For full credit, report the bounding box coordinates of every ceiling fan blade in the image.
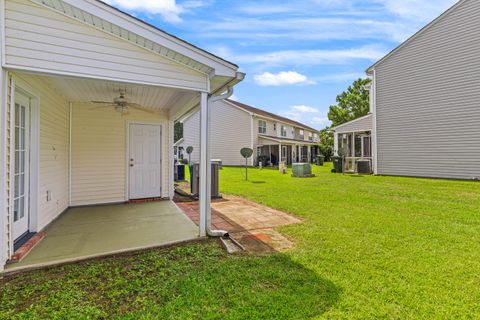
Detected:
[128,103,155,113]
[89,104,115,110]
[91,101,113,104]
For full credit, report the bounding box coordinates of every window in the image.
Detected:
[258,120,267,134]
[308,132,313,141]
[280,125,287,137]
[299,129,304,140]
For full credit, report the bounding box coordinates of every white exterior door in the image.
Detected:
[129,124,162,199]
[13,92,31,240]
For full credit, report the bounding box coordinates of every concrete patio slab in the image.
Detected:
[5,201,199,272]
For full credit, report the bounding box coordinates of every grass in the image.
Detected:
[2,163,480,319]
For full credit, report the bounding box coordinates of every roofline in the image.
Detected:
[366,0,466,73]
[331,113,372,131]
[258,135,318,145]
[62,0,239,72]
[225,99,319,132]
[96,0,239,69]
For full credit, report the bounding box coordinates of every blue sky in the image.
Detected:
[104,0,457,129]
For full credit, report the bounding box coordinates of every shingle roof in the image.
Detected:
[226,99,318,132]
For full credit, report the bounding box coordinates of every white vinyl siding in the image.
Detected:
[179,100,253,166]
[4,0,208,91]
[180,111,201,164]
[71,105,170,206]
[374,0,480,179]
[12,73,70,231]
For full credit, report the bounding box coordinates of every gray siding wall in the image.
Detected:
[334,114,372,134]
[179,100,253,166]
[375,0,480,180]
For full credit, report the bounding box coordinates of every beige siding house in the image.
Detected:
[368,0,480,180]
[178,99,320,166]
[0,0,243,271]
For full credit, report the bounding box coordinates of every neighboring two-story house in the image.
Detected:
[176,99,320,166]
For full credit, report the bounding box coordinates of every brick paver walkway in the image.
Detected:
[176,196,301,253]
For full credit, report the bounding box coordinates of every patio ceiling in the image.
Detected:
[42,74,199,113]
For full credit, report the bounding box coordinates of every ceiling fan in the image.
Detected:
[91,91,153,114]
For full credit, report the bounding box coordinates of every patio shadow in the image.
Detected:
[0,241,341,319]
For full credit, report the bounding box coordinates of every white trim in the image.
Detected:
[198,92,208,237]
[125,121,163,201]
[258,134,317,145]
[366,0,467,73]
[8,76,14,256]
[0,0,5,67]
[68,102,72,206]
[0,69,7,270]
[168,120,175,199]
[331,113,373,132]
[3,65,209,94]
[372,69,378,175]
[35,0,238,75]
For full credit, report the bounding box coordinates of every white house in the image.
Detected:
[0,0,243,271]
[177,99,321,166]
[367,0,480,180]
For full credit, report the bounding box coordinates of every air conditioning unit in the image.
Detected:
[292,163,315,178]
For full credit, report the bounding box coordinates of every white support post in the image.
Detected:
[198,92,209,237]
[308,145,312,163]
[299,145,302,163]
[352,132,356,172]
[334,132,338,155]
[168,120,175,199]
[278,144,281,163]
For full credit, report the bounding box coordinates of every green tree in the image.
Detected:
[318,127,333,161]
[174,122,183,143]
[328,78,371,127]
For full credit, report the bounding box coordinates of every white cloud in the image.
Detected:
[232,45,387,69]
[103,0,184,23]
[229,94,239,101]
[254,71,314,86]
[378,0,457,23]
[291,105,319,113]
[280,105,330,129]
[312,116,330,126]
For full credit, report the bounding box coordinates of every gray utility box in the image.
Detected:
[356,159,372,174]
[292,163,315,178]
[191,161,221,198]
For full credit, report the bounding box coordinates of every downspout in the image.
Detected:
[205,86,234,238]
[68,102,72,207]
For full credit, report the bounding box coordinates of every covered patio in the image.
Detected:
[332,114,374,173]
[257,135,318,166]
[0,0,243,272]
[6,201,198,272]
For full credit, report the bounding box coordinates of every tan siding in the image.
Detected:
[71,105,170,206]
[4,0,207,91]
[13,73,70,230]
[375,0,480,179]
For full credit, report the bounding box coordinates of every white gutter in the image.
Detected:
[68,102,72,206]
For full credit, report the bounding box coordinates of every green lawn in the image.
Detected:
[2,164,480,319]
